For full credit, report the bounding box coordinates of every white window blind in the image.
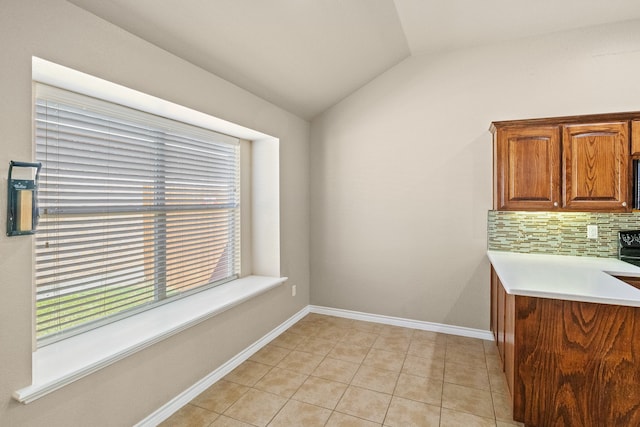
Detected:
[34,83,241,345]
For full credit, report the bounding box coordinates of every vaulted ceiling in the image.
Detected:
[68,0,640,120]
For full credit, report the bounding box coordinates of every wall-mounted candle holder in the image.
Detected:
[7,161,42,236]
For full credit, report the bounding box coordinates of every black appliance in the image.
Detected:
[619,230,640,267]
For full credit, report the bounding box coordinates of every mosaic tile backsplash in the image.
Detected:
[488,210,640,258]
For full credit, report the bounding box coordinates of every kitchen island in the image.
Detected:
[488,250,640,427]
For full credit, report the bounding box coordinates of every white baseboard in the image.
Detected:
[309,305,494,341]
[138,304,492,425]
[135,305,310,427]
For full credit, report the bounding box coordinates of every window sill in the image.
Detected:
[14,275,287,404]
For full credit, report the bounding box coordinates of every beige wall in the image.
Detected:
[0,1,309,426]
[309,19,640,330]
[5,1,640,424]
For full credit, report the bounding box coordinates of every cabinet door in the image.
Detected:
[491,268,498,343]
[496,276,506,364]
[632,120,640,156]
[563,122,630,211]
[504,292,515,398]
[495,126,561,210]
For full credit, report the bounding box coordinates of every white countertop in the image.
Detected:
[487,250,640,307]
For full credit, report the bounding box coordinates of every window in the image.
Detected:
[34,83,241,345]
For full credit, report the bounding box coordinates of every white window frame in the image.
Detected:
[13,57,284,404]
[34,84,243,344]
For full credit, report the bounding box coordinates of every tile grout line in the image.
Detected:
[165,314,514,426]
[268,319,361,426]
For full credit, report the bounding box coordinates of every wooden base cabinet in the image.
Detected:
[490,268,514,395]
[491,277,640,426]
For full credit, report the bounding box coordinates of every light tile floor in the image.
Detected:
[160,314,525,427]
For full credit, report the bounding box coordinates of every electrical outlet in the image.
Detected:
[292,285,296,297]
[587,225,598,239]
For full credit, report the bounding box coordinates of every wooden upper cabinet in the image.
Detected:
[632,120,640,156]
[494,126,560,210]
[492,112,639,212]
[562,121,629,211]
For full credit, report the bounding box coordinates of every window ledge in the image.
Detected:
[14,275,287,404]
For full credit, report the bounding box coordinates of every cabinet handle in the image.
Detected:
[553,202,558,207]
[622,201,628,207]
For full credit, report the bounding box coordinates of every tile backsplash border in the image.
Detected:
[487,210,640,258]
